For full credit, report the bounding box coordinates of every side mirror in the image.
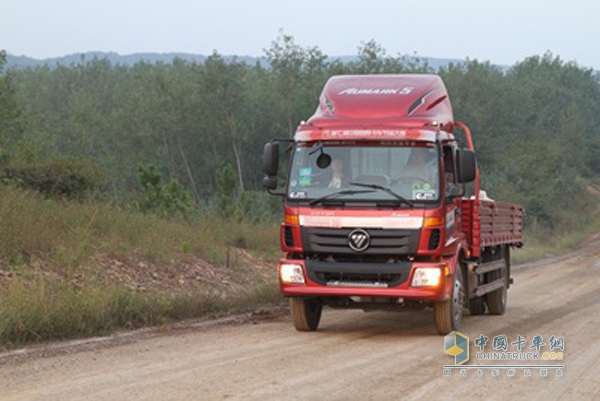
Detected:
[262,176,278,190]
[263,142,279,177]
[457,149,476,183]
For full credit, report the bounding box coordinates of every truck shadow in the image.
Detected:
[316,308,439,337]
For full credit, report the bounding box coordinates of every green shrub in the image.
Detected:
[3,157,100,200]
[216,163,237,218]
[138,164,195,218]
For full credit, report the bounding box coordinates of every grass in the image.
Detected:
[0,186,282,349]
[0,186,280,268]
[512,225,600,265]
[512,209,600,265]
[0,277,281,348]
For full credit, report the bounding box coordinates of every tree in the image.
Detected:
[0,50,23,154]
[7,39,600,233]
[264,31,328,137]
[202,53,249,191]
[355,40,386,73]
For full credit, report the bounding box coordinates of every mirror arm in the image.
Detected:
[268,189,286,197]
[269,138,295,145]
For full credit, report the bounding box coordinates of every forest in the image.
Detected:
[1,34,599,235]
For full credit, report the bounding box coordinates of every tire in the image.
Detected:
[290,297,323,332]
[486,246,509,315]
[469,297,486,315]
[434,266,464,335]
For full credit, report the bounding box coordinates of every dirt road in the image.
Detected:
[1,239,599,400]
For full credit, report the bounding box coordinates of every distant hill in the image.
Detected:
[7,52,212,69]
[5,51,489,72]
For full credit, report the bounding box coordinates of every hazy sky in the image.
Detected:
[2,0,599,69]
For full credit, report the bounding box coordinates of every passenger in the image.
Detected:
[399,148,437,185]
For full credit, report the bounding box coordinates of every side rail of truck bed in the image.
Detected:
[461,199,524,257]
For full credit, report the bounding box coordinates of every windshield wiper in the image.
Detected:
[309,189,376,206]
[349,182,414,208]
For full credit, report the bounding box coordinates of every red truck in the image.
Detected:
[262,74,523,334]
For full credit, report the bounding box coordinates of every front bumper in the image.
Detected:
[278,259,451,301]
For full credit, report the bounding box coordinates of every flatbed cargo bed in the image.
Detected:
[461,198,524,257]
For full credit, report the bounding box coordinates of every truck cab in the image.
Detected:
[263,75,523,334]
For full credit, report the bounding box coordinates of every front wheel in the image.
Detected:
[434,267,464,335]
[290,297,323,331]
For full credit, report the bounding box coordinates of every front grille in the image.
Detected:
[305,260,412,287]
[300,227,420,256]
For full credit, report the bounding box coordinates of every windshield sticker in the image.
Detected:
[413,183,432,191]
[290,180,298,187]
[299,167,312,186]
[289,191,307,199]
[412,183,436,200]
[299,176,311,186]
[413,190,436,200]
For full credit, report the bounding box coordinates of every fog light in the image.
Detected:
[411,267,442,287]
[280,263,305,284]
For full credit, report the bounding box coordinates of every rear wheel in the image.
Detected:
[434,266,464,335]
[469,297,486,315]
[290,297,323,331]
[486,246,509,315]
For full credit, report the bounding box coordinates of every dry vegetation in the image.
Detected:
[0,187,281,349]
[512,181,600,264]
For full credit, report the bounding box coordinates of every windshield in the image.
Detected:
[287,142,440,204]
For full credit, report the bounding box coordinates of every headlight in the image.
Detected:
[280,263,305,284]
[411,267,442,287]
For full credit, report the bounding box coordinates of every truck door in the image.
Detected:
[443,145,463,248]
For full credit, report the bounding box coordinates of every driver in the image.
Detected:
[328,159,344,188]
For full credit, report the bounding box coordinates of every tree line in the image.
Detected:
[1,34,599,229]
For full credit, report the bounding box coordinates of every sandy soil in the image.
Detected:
[1,238,599,401]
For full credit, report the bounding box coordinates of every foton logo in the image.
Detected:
[348,229,370,252]
[338,87,414,95]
